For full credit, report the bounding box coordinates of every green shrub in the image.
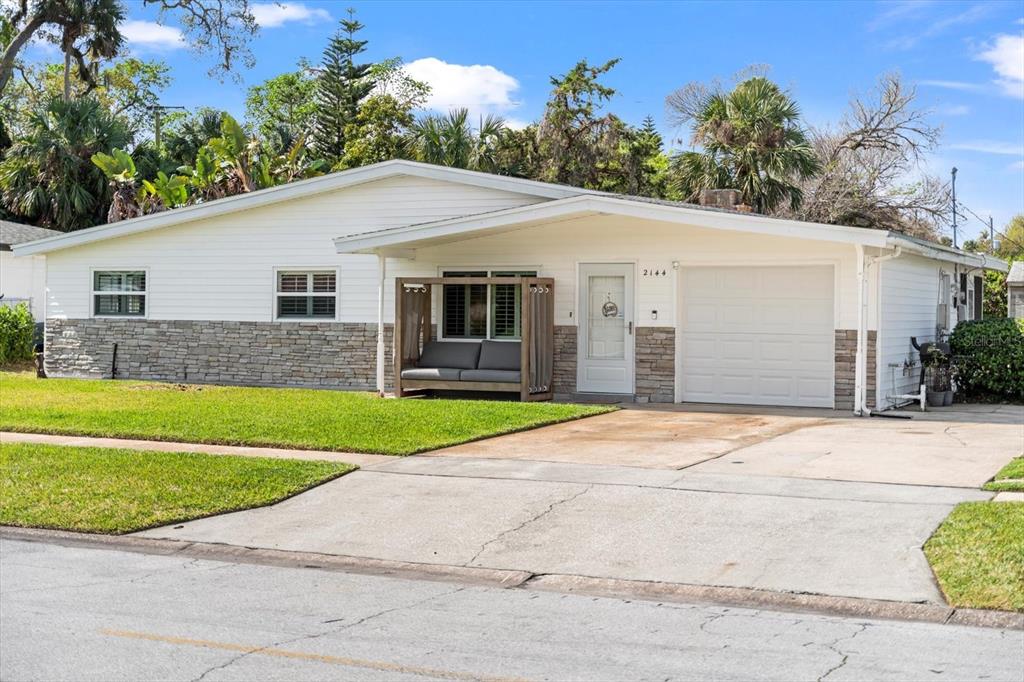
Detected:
[0,303,35,365]
[950,318,1024,401]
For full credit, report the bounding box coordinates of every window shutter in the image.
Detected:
[973,276,983,320]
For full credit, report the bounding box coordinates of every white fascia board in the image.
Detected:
[334,195,894,254]
[886,234,1008,271]
[12,160,588,256]
[334,196,597,253]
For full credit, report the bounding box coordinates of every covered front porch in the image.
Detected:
[386,275,557,401]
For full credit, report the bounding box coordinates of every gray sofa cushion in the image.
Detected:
[459,369,521,383]
[478,340,521,371]
[401,367,462,381]
[417,341,481,370]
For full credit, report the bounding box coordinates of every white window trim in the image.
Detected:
[272,267,340,322]
[436,266,540,342]
[90,267,149,319]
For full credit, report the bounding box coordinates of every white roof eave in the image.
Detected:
[334,195,895,254]
[886,234,1008,271]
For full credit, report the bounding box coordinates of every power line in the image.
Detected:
[956,199,1024,254]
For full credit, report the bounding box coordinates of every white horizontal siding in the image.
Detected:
[1,252,47,320]
[876,254,942,408]
[44,175,543,321]
[412,215,862,330]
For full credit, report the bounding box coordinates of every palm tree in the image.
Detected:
[0,96,128,230]
[56,0,124,100]
[672,77,819,213]
[162,109,223,169]
[410,108,505,170]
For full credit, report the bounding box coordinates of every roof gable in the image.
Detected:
[13,160,590,256]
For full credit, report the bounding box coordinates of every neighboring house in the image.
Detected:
[13,160,1007,412]
[1,221,61,322]
[1008,262,1024,319]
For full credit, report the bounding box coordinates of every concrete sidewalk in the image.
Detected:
[137,456,993,604]
[0,431,394,468]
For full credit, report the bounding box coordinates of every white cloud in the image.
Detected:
[883,3,993,50]
[250,3,330,28]
[1010,160,1024,171]
[866,1,936,32]
[918,79,987,92]
[976,33,1024,98]
[948,140,1024,155]
[120,20,185,50]
[404,57,521,120]
[937,104,970,116]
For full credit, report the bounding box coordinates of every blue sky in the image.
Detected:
[25,0,1024,237]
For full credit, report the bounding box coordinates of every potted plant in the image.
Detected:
[922,347,950,407]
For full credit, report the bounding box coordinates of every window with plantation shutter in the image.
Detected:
[441,269,536,340]
[92,270,147,317]
[275,270,338,320]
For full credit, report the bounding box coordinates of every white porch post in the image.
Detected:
[854,244,866,416]
[376,252,387,396]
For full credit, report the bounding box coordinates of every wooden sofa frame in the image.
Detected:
[394,276,555,402]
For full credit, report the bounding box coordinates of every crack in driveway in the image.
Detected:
[464,484,593,567]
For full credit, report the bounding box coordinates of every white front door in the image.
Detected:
[578,263,634,394]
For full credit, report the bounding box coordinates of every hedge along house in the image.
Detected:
[14,160,1006,413]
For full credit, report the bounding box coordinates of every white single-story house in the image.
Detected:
[1,220,61,322]
[14,160,1006,412]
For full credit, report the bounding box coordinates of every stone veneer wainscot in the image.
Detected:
[45,319,393,389]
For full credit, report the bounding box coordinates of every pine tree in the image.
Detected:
[312,9,374,164]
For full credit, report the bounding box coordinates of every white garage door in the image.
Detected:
[679,266,835,408]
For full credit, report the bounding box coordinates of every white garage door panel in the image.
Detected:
[679,266,835,408]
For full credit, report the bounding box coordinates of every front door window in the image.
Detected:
[587,275,626,359]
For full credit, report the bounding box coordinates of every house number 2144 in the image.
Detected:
[643,268,668,277]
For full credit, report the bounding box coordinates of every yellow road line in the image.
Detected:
[100,628,529,682]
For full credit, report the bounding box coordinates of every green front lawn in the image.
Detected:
[924,501,1024,612]
[983,457,1024,492]
[0,372,611,455]
[0,442,354,534]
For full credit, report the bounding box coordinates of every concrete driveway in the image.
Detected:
[432,403,1023,487]
[137,403,1019,605]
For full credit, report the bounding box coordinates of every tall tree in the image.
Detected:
[245,59,317,141]
[0,0,124,97]
[2,58,171,139]
[602,115,673,197]
[311,9,374,164]
[0,96,128,230]
[668,76,819,213]
[777,74,947,237]
[160,107,222,168]
[409,109,506,171]
[337,93,415,168]
[2,0,257,96]
[536,58,623,187]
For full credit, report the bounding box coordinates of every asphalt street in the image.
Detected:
[2,539,1021,681]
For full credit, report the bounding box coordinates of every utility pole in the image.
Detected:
[989,215,995,253]
[950,167,958,248]
[152,105,186,153]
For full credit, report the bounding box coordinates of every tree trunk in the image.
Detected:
[63,51,71,101]
[0,15,46,96]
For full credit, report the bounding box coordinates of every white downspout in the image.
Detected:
[855,245,867,416]
[375,252,387,397]
[855,246,902,416]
